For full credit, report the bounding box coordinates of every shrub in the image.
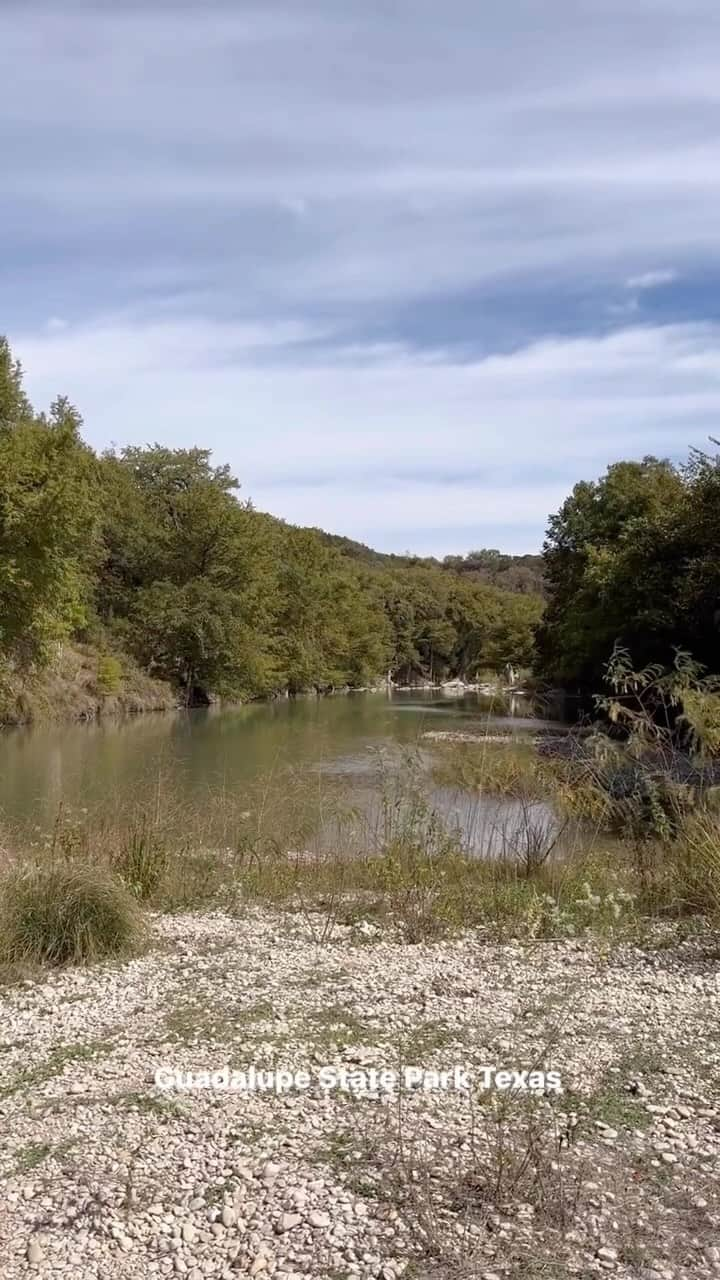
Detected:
[96,654,123,695]
[0,864,141,967]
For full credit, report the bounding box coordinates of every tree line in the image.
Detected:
[536,450,720,692]
[0,338,542,703]
[7,333,709,708]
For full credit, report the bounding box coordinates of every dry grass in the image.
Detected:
[0,642,174,726]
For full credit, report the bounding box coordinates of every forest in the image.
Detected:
[2,333,718,717]
[0,338,542,712]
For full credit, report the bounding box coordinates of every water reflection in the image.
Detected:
[0,690,555,847]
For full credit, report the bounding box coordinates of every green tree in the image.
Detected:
[0,340,99,667]
[536,455,704,688]
[98,446,278,699]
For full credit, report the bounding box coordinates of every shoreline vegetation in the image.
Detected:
[0,336,544,725]
[2,651,720,973]
[0,645,526,729]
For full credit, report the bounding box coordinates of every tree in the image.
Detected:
[0,340,99,667]
[98,446,278,699]
[535,453,716,689]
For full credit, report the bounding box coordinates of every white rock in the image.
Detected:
[278,1213,302,1232]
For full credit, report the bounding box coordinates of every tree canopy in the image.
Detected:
[0,338,542,702]
[536,452,720,689]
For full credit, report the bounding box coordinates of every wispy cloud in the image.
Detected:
[626,269,680,290]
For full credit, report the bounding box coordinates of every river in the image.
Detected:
[0,690,557,855]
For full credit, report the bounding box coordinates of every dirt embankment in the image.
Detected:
[0,644,175,727]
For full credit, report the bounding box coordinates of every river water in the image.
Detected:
[0,690,557,855]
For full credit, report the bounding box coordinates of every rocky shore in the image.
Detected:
[1,909,719,1279]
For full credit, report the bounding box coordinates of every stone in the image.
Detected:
[27,1241,45,1265]
[308,1210,331,1229]
[278,1213,302,1232]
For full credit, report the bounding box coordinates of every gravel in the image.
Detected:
[1,906,719,1278]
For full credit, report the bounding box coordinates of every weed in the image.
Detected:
[96,654,123,695]
[112,821,169,901]
[14,1142,52,1172]
[0,1038,115,1102]
[13,1138,75,1175]
[113,1090,184,1119]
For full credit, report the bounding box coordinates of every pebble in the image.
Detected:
[598,1245,618,1262]
[278,1213,302,1233]
[2,910,719,1280]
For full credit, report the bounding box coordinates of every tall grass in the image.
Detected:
[0,863,141,968]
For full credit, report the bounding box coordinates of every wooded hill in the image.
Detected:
[0,338,543,710]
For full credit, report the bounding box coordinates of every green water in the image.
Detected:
[0,690,551,845]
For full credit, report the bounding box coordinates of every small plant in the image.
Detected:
[96,654,123,695]
[0,863,141,967]
[113,821,169,901]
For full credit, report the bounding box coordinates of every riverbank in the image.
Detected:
[2,906,719,1279]
[0,645,176,727]
[0,647,523,729]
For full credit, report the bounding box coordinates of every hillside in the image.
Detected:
[314,530,545,596]
[0,338,544,720]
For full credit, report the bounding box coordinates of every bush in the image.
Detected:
[96,653,123,695]
[0,864,141,967]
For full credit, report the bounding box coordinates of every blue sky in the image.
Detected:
[3,0,720,555]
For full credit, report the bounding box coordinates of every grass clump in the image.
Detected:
[112,820,169,901]
[433,738,545,799]
[0,863,142,968]
[674,815,720,915]
[647,814,720,918]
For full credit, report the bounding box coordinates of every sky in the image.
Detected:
[3,0,720,556]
